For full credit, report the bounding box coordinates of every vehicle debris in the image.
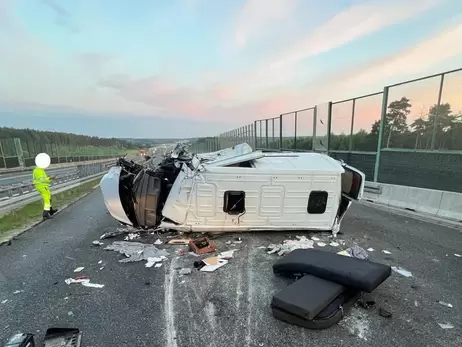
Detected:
[145,256,167,267]
[438,322,454,329]
[100,226,139,240]
[179,268,192,275]
[379,308,392,318]
[167,239,191,245]
[100,143,365,236]
[337,245,368,260]
[272,248,391,331]
[105,241,169,263]
[391,266,412,277]
[267,236,314,256]
[65,277,104,289]
[189,237,216,255]
[124,233,140,241]
[198,257,228,272]
[438,301,453,308]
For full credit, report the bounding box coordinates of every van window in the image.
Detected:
[223,191,246,214]
[307,191,328,214]
[341,169,363,200]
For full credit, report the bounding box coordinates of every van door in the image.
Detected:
[340,164,366,200]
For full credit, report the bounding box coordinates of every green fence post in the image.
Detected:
[0,140,7,169]
[312,106,317,151]
[349,98,356,151]
[294,112,298,150]
[327,102,332,153]
[279,115,283,150]
[430,73,445,150]
[14,138,25,168]
[373,86,389,182]
[265,119,269,149]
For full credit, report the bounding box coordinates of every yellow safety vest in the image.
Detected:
[33,167,51,189]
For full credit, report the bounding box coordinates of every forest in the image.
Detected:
[0,127,135,148]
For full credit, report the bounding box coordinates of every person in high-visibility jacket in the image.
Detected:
[33,153,58,220]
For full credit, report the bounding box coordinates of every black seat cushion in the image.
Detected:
[271,274,346,320]
[272,288,360,330]
[273,248,391,293]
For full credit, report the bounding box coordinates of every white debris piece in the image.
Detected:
[92,240,104,246]
[317,242,326,247]
[367,248,375,252]
[154,263,163,268]
[74,267,85,273]
[124,233,140,241]
[98,260,103,264]
[218,249,238,259]
[438,301,453,308]
[454,254,461,258]
[146,256,167,267]
[105,241,169,263]
[311,236,321,241]
[267,236,314,256]
[81,282,105,289]
[154,239,163,245]
[382,250,392,254]
[179,268,192,275]
[65,278,104,288]
[391,266,412,277]
[438,323,454,329]
[13,290,23,295]
[329,242,340,247]
[1,299,8,304]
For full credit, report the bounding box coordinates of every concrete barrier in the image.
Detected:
[363,181,462,222]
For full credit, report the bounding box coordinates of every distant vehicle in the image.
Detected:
[100,143,365,235]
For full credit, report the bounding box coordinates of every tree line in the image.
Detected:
[0,127,135,149]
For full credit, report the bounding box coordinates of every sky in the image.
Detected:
[0,0,461,138]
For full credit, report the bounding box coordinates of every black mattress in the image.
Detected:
[273,248,391,293]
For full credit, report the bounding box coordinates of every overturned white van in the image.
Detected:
[100,143,365,235]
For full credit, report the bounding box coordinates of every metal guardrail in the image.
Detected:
[0,162,115,202]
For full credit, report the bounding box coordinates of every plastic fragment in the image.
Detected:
[74,267,85,273]
[382,250,392,254]
[438,301,453,308]
[391,266,413,277]
[454,254,461,257]
[179,268,192,275]
[438,323,454,329]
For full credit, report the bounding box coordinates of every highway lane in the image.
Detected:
[0,168,75,186]
[0,190,461,347]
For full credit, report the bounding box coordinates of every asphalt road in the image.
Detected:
[0,168,73,186]
[1,190,461,347]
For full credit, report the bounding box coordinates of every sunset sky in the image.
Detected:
[0,0,461,138]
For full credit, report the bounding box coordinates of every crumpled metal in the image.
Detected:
[105,241,169,262]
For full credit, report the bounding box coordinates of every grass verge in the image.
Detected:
[0,177,102,234]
